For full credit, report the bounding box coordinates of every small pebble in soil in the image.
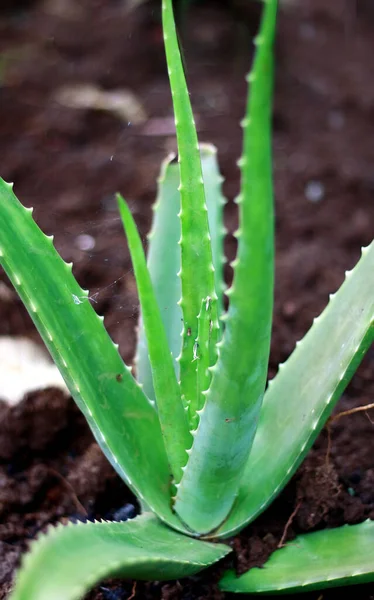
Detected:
[282,300,297,318]
[304,180,325,203]
[299,22,316,40]
[75,234,96,251]
[348,469,362,484]
[99,586,127,600]
[328,109,345,130]
[111,503,137,522]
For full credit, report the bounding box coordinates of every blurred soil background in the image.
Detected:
[1,0,374,598]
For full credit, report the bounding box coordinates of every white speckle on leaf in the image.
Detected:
[192,342,199,362]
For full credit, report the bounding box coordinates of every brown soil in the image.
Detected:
[1,0,374,598]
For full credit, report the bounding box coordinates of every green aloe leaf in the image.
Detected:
[217,242,374,538]
[135,153,182,399]
[200,144,227,319]
[117,194,191,482]
[0,179,185,533]
[135,144,227,404]
[10,513,231,600]
[189,296,215,429]
[175,0,277,535]
[220,520,374,593]
[162,0,219,423]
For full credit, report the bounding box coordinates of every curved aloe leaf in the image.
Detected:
[136,145,227,404]
[117,194,191,482]
[0,179,186,533]
[175,0,277,535]
[10,513,231,600]
[162,0,219,423]
[217,242,374,538]
[220,520,374,593]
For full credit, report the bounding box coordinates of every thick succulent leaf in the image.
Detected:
[135,153,182,399]
[136,145,227,404]
[220,520,374,593]
[189,296,215,429]
[162,0,219,421]
[117,194,191,482]
[0,179,186,533]
[175,0,277,535]
[217,242,374,538]
[201,144,227,318]
[10,513,231,600]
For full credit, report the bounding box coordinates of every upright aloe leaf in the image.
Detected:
[10,513,231,600]
[201,144,227,318]
[136,145,227,403]
[0,179,186,533]
[135,154,182,399]
[220,520,374,593]
[190,296,214,429]
[117,194,191,482]
[217,242,374,538]
[162,0,219,424]
[175,0,277,534]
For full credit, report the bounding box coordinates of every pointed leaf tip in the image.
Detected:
[11,515,230,600]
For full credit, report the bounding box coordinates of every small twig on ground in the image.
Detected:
[47,467,87,517]
[278,501,302,548]
[128,581,137,600]
[329,402,374,424]
[325,402,374,465]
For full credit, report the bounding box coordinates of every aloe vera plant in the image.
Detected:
[1,0,374,597]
